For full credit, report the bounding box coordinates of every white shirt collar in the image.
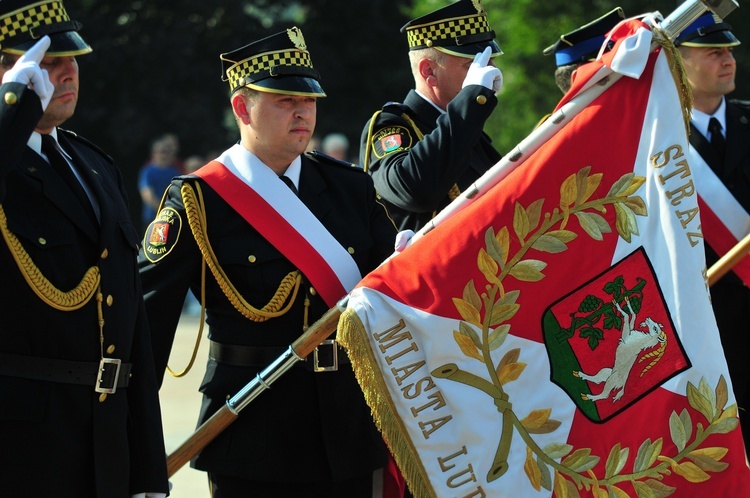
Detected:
[282,156,302,189]
[235,149,302,191]
[28,128,59,156]
[691,98,727,139]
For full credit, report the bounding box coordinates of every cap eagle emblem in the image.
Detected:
[287,27,307,50]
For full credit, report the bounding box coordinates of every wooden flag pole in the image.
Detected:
[707,232,750,287]
[166,299,346,477]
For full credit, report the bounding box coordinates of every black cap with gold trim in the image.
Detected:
[220,26,325,97]
[401,0,501,58]
[543,8,625,67]
[675,11,740,47]
[0,0,91,56]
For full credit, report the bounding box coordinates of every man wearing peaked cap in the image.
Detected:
[0,0,169,496]
[675,10,740,47]
[138,27,399,498]
[219,27,326,97]
[544,7,626,94]
[675,9,750,458]
[360,0,503,233]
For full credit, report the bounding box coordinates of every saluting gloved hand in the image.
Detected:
[1,35,54,110]
[461,46,503,95]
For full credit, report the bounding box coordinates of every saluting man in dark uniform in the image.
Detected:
[676,11,750,456]
[0,1,169,496]
[360,0,503,233]
[138,27,398,497]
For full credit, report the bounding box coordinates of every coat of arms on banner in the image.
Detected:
[543,247,691,422]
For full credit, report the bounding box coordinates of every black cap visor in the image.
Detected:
[436,39,502,58]
[245,75,326,97]
[3,31,91,56]
[679,30,740,47]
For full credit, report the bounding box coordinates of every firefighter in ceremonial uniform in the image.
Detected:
[138,28,398,497]
[543,7,626,94]
[0,0,169,496]
[360,0,503,232]
[675,11,750,455]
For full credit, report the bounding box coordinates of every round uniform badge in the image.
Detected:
[143,207,182,263]
[371,125,413,159]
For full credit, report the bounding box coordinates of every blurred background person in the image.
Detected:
[322,132,352,162]
[138,134,182,232]
[183,153,205,174]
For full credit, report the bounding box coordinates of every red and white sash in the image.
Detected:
[194,144,361,306]
[689,145,750,285]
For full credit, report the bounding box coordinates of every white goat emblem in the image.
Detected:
[574,298,667,403]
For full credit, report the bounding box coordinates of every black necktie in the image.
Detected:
[40,134,97,223]
[279,175,299,197]
[708,117,726,161]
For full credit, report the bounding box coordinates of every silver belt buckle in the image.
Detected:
[313,339,339,372]
[95,358,122,394]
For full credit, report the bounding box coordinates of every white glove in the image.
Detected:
[1,35,54,110]
[394,229,415,253]
[461,46,503,95]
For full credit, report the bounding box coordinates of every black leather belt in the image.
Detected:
[0,352,131,393]
[209,340,350,372]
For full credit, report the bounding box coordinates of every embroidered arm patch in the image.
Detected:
[143,207,182,263]
[371,126,414,159]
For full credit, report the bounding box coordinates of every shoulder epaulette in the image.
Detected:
[729,98,750,110]
[307,150,363,171]
[57,128,114,164]
[382,101,410,115]
[380,101,420,136]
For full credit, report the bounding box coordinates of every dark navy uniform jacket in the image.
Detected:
[691,98,750,453]
[138,151,396,483]
[0,82,169,497]
[360,86,502,232]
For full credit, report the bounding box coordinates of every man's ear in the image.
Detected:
[418,58,438,87]
[231,94,251,125]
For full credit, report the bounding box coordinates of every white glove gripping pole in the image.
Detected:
[1,35,54,110]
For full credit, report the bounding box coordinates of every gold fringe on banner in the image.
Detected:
[338,307,436,498]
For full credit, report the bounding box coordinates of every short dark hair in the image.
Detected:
[233,86,259,101]
[554,64,579,94]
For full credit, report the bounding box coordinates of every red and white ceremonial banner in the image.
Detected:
[338,18,750,498]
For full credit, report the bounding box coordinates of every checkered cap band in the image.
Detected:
[0,1,69,46]
[227,49,313,90]
[406,13,491,49]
